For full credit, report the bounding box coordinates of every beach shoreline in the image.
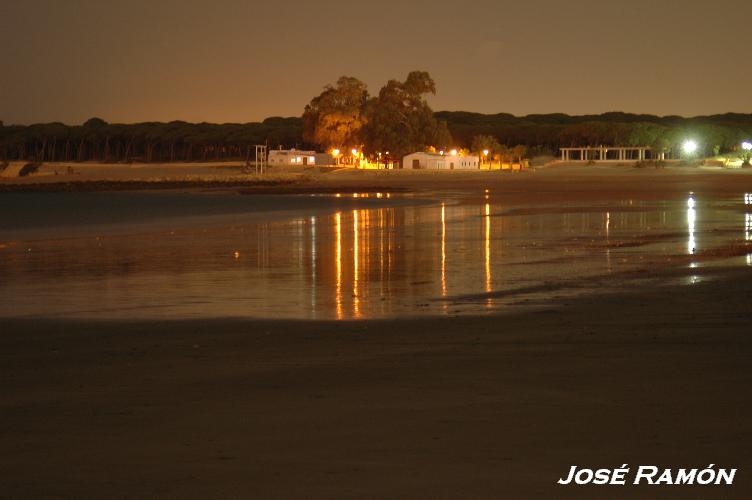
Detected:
[2,163,752,197]
[2,263,751,498]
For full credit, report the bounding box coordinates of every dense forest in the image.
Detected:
[2,111,751,163]
[0,117,303,163]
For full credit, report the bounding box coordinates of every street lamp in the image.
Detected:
[483,149,489,168]
[450,149,458,156]
[741,141,752,167]
[682,140,698,156]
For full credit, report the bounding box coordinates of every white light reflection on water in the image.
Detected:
[687,194,697,255]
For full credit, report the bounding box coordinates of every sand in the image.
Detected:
[1,264,750,499]
[2,165,752,498]
[2,162,751,200]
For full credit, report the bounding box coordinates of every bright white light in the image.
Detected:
[332,149,340,156]
[450,149,458,156]
[687,195,696,254]
[439,150,444,156]
[742,141,752,151]
[483,149,489,156]
[683,140,698,154]
[351,148,358,156]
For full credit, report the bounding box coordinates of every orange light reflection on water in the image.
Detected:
[353,210,360,318]
[335,212,342,320]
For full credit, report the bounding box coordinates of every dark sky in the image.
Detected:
[2,0,751,125]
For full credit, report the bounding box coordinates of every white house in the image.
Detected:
[402,152,480,170]
[268,149,335,166]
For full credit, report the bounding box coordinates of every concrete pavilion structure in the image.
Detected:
[560,146,666,162]
[402,152,480,170]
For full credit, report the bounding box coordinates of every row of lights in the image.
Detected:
[334,148,467,157]
[331,148,388,157]
[334,141,752,158]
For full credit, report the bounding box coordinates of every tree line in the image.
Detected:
[2,73,751,163]
[440,111,752,158]
[0,117,302,163]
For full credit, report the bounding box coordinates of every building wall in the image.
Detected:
[268,150,317,166]
[403,153,480,170]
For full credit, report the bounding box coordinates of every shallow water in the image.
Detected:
[1,190,750,319]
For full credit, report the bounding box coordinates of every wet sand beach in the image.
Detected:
[2,165,752,498]
[2,265,751,499]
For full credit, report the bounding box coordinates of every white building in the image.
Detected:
[402,152,480,170]
[268,149,335,166]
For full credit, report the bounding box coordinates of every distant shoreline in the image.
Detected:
[2,163,752,199]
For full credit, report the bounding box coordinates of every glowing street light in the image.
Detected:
[450,149,458,156]
[332,148,340,157]
[682,140,698,155]
[483,149,489,156]
[741,141,752,167]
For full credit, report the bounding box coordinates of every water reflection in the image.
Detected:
[485,202,491,294]
[310,216,317,314]
[1,193,750,320]
[335,212,342,320]
[353,210,360,318]
[441,203,447,298]
[745,194,752,266]
[687,194,696,255]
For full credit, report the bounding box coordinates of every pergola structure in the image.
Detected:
[560,146,664,162]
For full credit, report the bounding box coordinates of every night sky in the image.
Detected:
[2,0,751,125]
